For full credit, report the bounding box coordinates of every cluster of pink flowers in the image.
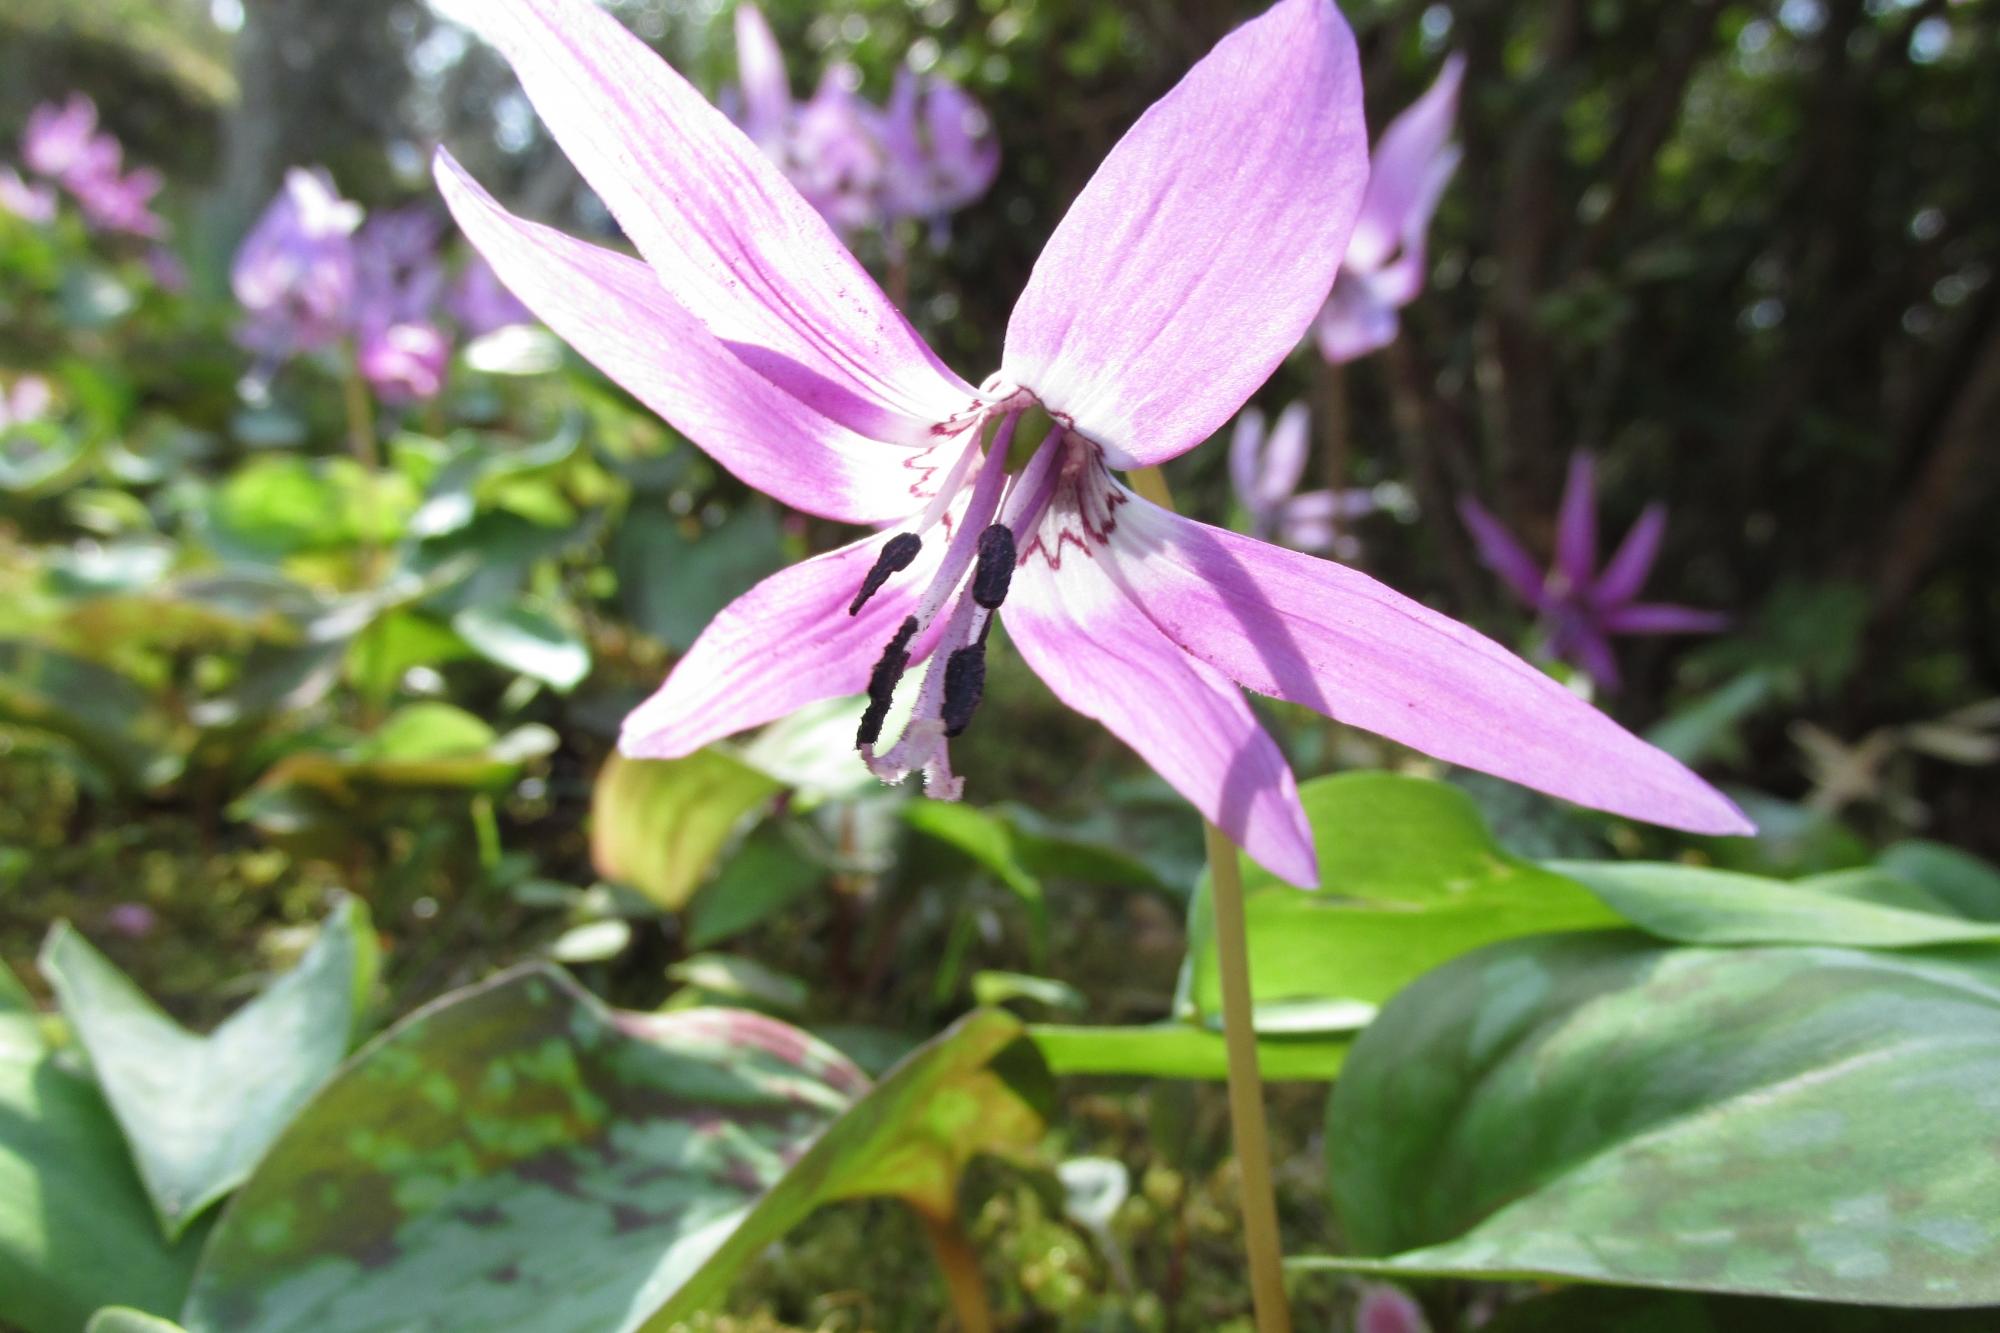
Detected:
[233,168,533,405]
[728,4,999,249]
[0,94,166,239]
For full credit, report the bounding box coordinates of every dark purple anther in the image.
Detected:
[971,524,1015,610]
[849,533,923,616]
[941,641,987,738]
[857,615,920,747]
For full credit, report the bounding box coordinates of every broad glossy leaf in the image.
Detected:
[87,1310,193,1333]
[1879,841,2000,922]
[181,967,1044,1332]
[685,831,824,950]
[1552,860,2000,947]
[905,800,1043,905]
[1029,1023,1347,1082]
[1308,935,2000,1305]
[39,899,375,1236]
[0,962,206,1333]
[451,603,590,692]
[591,750,783,911]
[1183,774,1618,1033]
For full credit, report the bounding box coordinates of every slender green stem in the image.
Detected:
[1130,465,1292,1333]
[340,343,379,470]
[915,1206,993,1333]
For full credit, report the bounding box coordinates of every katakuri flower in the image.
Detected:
[1229,401,1378,559]
[876,65,1001,236]
[21,95,100,181]
[68,151,167,239]
[1458,452,1728,692]
[437,0,1748,886]
[232,167,364,359]
[356,321,452,406]
[1315,54,1463,363]
[732,4,886,236]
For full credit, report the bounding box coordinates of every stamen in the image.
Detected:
[970,525,1016,609]
[848,533,923,616]
[856,615,919,747]
[941,641,987,738]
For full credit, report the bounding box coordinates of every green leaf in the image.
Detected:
[1477,1286,2000,1333]
[1552,860,2000,947]
[614,505,786,652]
[38,899,375,1237]
[1182,774,1619,1034]
[0,639,183,791]
[1031,1022,1348,1081]
[1305,934,2000,1306]
[0,963,206,1333]
[730,696,883,806]
[971,971,1084,1014]
[180,968,1044,1333]
[1879,841,2000,922]
[590,750,783,911]
[450,603,591,693]
[666,953,810,1017]
[904,800,1044,905]
[685,832,824,950]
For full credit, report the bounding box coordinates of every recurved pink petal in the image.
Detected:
[1601,602,1729,636]
[465,0,972,442]
[1594,503,1666,607]
[734,4,791,145]
[1003,536,1318,887]
[1110,499,1754,836]
[1555,452,1599,590]
[436,151,925,525]
[1001,0,1367,469]
[622,528,946,759]
[1347,54,1465,272]
[1457,497,1551,612]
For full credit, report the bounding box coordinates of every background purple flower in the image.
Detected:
[877,67,1001,236]
[1229,401,1376,558]
[1459,451,1727,692]
[18,93,168,238]
[448,256,536,336]
[21,94,99,180]
[231,167,364,359]
[357,321,451,405]
[1316,54,1463,364]
[0,166,56,224]
[0,375,54,431]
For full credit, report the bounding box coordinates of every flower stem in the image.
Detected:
[340,343,379,470]
[915,1206,993,1333]
[1130,465,1292,1333]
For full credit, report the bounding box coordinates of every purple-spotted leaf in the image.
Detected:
[180,967,1046,1332]
[1302,935,2000,1306]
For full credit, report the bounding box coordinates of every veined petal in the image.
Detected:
[1601,602,1730,636]
[1347,54,1465,272]
[436,151,928,526]
[1594,503,1666,607]
[1001,0,1367,469]
[1555,452,1599,590]
[1457,497,1551,611]
[1110,499,1754,836]
[1004,538,1318,887]
[622,528,946,759]
[734,4,791,145]
[464,0,972,441]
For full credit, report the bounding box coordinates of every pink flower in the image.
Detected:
[1229,401,1377,558]
[1459,452,1728,692]
[437,0,1748,886]
[0,166,57,224]
[232,167,364,358]
[1316,55,1464,363]
[357,321,451,405]
[21,95,100,180]
[1,375,54,431]
[1356,1284,1430,1333]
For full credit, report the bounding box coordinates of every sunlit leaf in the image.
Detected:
[451,603,590,692]
[1304,935,2000,1306]
[38,899,375,1236]
[1182,774,1618,1035]
[590,750,783,911]
[1028,1023,1346,1082]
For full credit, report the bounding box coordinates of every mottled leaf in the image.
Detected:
[591,750,783,911]
[39,899,375,1236]
[0,963,206,1333]
[181,968,1044,1332]
[1552,860,2000,947]
[1477,1286,2000,1332]
[1305,935,2000,1305]
[1183,774,1618,1033]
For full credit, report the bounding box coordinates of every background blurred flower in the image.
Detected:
[1316,54,1463,363]
[0,375,54,431]
[0,166,56,224]
[69,156,167,238]
[354,206,448,326]
[21,94,99,180]
[449,255,535,335]
[877,67,1001,240]
[1356,1284,1431,1333]
[232,167,364,359]
[357,320,451,405]
[1229,400,1376,558]
[1459,451,1727,692]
